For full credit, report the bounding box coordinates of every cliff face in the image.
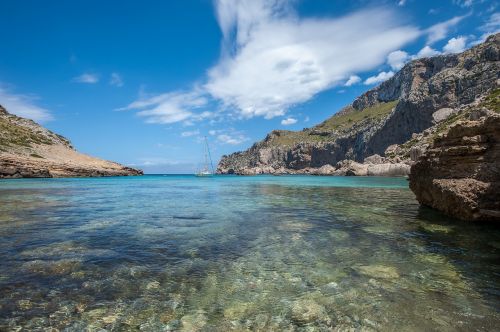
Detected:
[0,106,142,178]
[217,34,500,175]
[410,99,500,221]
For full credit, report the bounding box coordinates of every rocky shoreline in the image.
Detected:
[0,106,142,179]
[218,154,411,177]
[410,107,500,222]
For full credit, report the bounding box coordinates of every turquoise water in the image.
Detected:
[0,175,499,331]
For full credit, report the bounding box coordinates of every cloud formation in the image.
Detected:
[110,73,124,87]
[119,90,211,124]
[281,117,297,125]
[205,1,419,119]
[425,15,467,44]
[443,36,467,53]
[387,50,410,70]
[217,133,248,145]
[364,71,395,85]
[481,12,500,32]
[72,73,99,84]
[123,1,474,125]
[344,75,361,86]
[0,86,53,122]
[124,1,420,123]
[416,45,441,58]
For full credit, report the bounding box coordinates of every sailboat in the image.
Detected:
[195,136,214,177]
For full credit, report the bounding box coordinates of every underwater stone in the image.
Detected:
[146,281,161,290]
[180,312,207,331]
[355,265,400,280]
[102,314,119,324]
[21,259,81,276]
[290,299,330,324]
[16,300,32,310]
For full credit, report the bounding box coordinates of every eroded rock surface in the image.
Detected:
[410,109,500,221]
[0,105,142,178]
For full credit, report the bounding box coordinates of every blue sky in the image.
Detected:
[0,0,498,173]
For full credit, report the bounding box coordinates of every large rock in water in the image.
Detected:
[0,105,143,178]
[409,110,500,221]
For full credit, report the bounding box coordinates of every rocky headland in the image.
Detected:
[0,105,142,178]
[409,93,499,222]
[217,33,499,221]
[217,34,499,177]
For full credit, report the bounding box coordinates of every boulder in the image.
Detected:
[367,163,411,176]
[410,109,500,221]
[363,154,386,164]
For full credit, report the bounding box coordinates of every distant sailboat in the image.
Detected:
[195,136,214,177]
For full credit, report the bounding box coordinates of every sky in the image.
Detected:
[0,0,498,173]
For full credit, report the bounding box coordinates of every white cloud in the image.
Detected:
[398,0,407,6]
[181,130,200,137]
[208,129,219,136]
[72,73,99,84]
[387,50,410,70]
[482,12,500,31]
[281,117,297,125]
[205,2,419,119]
[425,15,467,45]
[453,0,474,7]
[109,72,124,87]
[217,133,248,145]
[415,45,441,58]
[478,13,500,41]
[0,86,53,122]
[119,90,209,124]
[364,71,395,85]
[122,1,425,122]
[443,36,467,53]
[344,75,361,86]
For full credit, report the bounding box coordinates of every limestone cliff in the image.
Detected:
[217,33,500,175]
[409,91,500,222]
[0,106,142,178]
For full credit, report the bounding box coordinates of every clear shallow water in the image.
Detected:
[0,175,499,331]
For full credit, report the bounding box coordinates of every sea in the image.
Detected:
[0,175,498,331]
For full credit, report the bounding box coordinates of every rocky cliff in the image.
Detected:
[0,106,142,178]
[217,33,500,175]
[409,90,500,222]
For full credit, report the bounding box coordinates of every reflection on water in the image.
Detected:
[0,175,498,331]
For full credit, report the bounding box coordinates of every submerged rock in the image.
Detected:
[21,259,82,276]
[290,299,330,324]
[180,312,207,331]
[355,265,400,280]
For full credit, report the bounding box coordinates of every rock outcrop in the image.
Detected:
[0,105,142,178]
[410,106,500,222]
[217,33,500,176]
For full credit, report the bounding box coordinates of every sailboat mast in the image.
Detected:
[206,136,214,173]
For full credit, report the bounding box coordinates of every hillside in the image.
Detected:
[0,106,142,178]
[217,33,500,175]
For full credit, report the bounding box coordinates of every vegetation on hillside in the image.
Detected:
[0,116,55,150]
[482,88,499,112]
[262,101,398,147]
[314,101,398,132]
